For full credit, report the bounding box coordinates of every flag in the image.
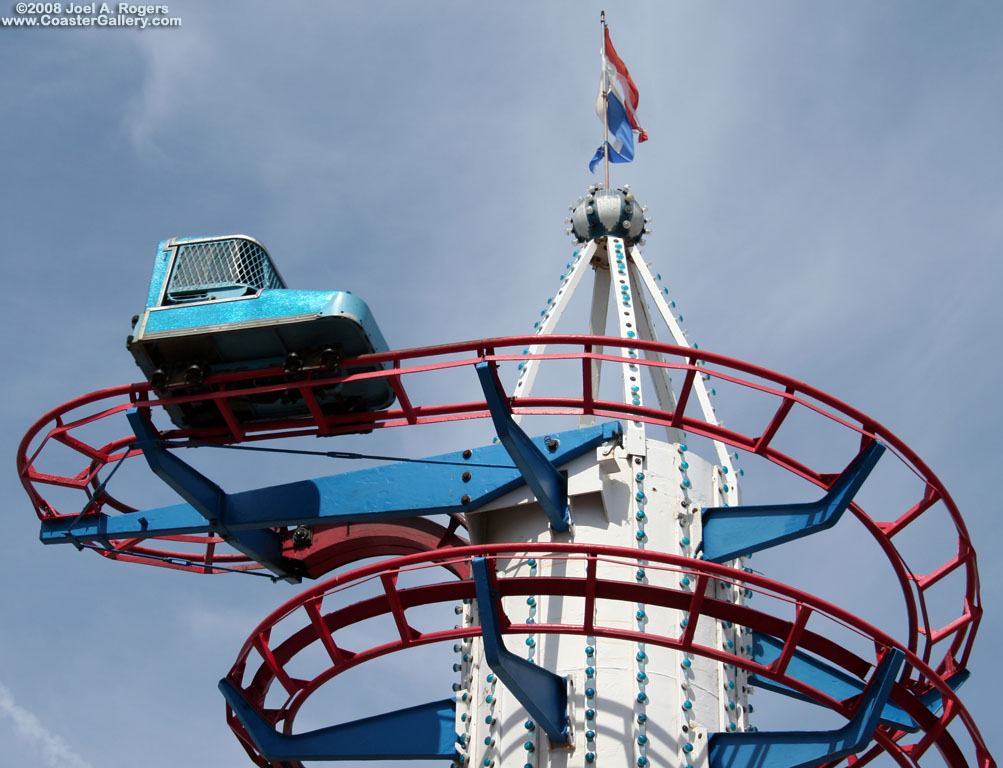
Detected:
[589,26,648,173]
[602,27,648,142]
[589,90,635,172]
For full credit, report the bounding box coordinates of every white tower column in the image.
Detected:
[452,187,749,768]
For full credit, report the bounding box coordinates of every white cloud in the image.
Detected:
[123,25,218,157]
[0,682,93,768]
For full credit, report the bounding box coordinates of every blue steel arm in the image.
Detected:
[702,441,885,563]
[748,631,918,732]
[471,556,570,744]
[219,680,457,761]
[41,422,620,546]
[748,631,969,731]
[126,409,297,582]
[475,361,572,532]
[709,647,904,768]
[918,669,970,715]
[127,410,224,520]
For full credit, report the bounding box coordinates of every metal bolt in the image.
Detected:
[319,346,342,368]
[184,363,205,386]
[150,369,168,390]
[291,526,313,548]
[283,352,303,374]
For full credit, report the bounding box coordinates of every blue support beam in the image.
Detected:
[475,361,572,531]
[127,409,297,582]
[748,631,916,731]
[709,647,904,768]
[43,420,619,547]
[702,441,885,563]
[471,557,570,744]
[917,668,970,717]
[748,632,969,733]
[219,680,457,761]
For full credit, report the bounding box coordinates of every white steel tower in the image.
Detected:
[454,186,747,768]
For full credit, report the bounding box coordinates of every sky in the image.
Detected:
[2,2,1001,766]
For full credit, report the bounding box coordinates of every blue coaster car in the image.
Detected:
[127,235,395,430]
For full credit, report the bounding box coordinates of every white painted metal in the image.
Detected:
[513,240,598,420]
[627,245,738,506]
[475,206,751,768]
[607,237,646,456]
[579,251,611,429]
[625,263,680,444]
[456,437,750,768]
[511,233,737,506]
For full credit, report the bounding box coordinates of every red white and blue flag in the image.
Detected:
[590,26,648,173]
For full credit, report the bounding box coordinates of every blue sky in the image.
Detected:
[2,2,1001,766]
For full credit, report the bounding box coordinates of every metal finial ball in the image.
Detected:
[570,187,648,244]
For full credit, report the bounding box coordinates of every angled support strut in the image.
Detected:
[701,441,885,562]
[472,556,570,744]
[748,631,917,731]
[475,361,571,531]
[126,409,298,582]
[220,680,457,761]
[709,647,905,768]
[748,631,970,733]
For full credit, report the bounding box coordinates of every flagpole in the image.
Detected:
[601,10,610,190]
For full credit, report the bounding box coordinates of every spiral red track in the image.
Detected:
[222,544,991,768]
[17,335,985,766]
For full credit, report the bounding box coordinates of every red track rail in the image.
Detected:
[222,544,993,768]
[16,336,982,683]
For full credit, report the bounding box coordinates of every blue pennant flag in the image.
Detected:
[589,89,635,173]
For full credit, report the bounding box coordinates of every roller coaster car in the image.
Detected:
[127,235,395,430]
